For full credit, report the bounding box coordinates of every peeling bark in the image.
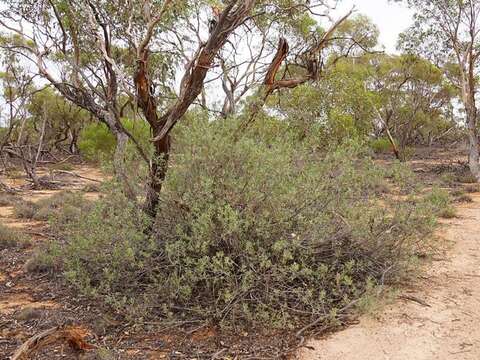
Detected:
[134,0,257,216]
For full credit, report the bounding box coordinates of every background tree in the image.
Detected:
[369,54,455,160]
[397,0,480,179]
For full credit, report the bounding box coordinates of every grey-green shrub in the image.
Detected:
[424,187,456,218]
[53,118,440,330]
[14,192,92,225]
[0,224,29,249]
[13,200,39,219]
[0,192,19,206]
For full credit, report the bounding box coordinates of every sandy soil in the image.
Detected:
[0,166,105,359]
[300,194,480,360]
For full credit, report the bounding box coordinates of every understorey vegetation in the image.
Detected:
[38,118,446,330]
[0,223,29,250]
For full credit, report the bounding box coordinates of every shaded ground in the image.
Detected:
[300,196,480,359]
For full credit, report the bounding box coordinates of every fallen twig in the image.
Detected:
[399,294,431,308]
[295,299,359,339]
[52,170,102,183]
[24,231,51,238]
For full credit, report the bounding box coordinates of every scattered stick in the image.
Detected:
[24,231,51,238]
[52,170,102,183]
[0,181,18,194]
[399,294,431,308]
[295,299,359,339]
[211,348,228,359]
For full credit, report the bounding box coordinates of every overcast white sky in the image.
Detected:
[336,0,414,53]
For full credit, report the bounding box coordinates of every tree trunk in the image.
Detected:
[68,129,78,154]
[466,107,480,181]
[102,112,137,200]
[112,130,136,200]
[134,50,171,217]
[143,134,170,217]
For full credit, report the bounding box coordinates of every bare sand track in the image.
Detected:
[300,194,480,360]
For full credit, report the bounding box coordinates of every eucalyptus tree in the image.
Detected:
[0,0,370,215]
[131,1,373,214]
[0,0,153,197]
[369,54,455,160]
[266,15,380,146]
[0,50,36,154]
[26,88,90,155]
[397,0,480,178]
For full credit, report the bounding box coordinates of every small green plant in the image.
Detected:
[0,192,19,206]
[369,137,392,154]
[450,189,465,197]
[439,207,457,219]
[440,172,456,186]
[6,169,24,179]
[15,307,43,321]
[34,192,93,230]
[13,200,39,219]
[451,191,473,203]
[425,188,456,218]
[456,172,478,184]
[52,162,75,171]
[82,183,101,193]
[94,348,116,360]
[24,247,59,273]
[0,224,29,250]
[14,191,92,225]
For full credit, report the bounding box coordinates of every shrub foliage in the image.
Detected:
[51,119,440,330]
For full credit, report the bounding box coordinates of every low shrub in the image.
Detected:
[0,224,29,250]
[25,247,60,273]
[440,172,457,186]
[51,162,75,171]
[456,172,478,184]
[0,192,19,206]
[78,123,116,163]
[13,192,92,230]
[450,190,473,203]
[425,188,456,218]
[369,137,392,154]
[13,200,39,219]
[82,183,101,193]
[52,119,441,330]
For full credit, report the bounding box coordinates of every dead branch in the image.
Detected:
[152,0,257,142]
[11,325,94,360]
[264,38,289,88]
[52,170,102,183]
[399,294,431,308]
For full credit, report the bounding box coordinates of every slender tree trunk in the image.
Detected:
[144,134,170,217]
[68,129,78,154]
[460,73,480,181]
[112,130,136,200]
[466,107,480,181]
[103,113,136,200]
